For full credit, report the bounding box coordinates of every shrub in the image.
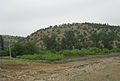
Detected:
[79,48,95,56]
[88,47,102,54]
[0,50,8,56]
[101,48,110,54]
[43,53,64,61]
[59,48,113,56]
[17,52,64,61]
[11,42,39,57]
[59,48,103,56]
[110,48,120,53]
[59,49,80,56]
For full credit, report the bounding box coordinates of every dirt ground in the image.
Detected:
[0,55,120,81]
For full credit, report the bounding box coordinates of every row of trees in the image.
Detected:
[43,30,119,51]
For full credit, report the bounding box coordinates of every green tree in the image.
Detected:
[90,32,118,49]
[61,31,78,50]
[11,41,39,57]
[100,32,117,49]
[24,42,39,54]
[43,34,61,51]
[0,35,4,50]
[90,32,101,48]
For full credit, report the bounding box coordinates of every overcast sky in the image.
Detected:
[0,0,120,37]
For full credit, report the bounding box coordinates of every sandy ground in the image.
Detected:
[0,55,120,81]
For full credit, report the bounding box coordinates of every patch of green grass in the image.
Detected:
[0,60,31,64]
[17,52,64,61]
[59,48,112,56]
[43,53,64,61]
[17,54,43,60]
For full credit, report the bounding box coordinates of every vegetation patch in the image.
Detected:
[17,52,64,62]
[0,60,30,64]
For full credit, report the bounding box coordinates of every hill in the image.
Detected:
[0,35,25,49]
[27,22,120,50]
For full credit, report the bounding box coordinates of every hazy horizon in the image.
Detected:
[0,0,120,37]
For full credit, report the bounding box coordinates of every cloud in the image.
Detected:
[0,0,120,36]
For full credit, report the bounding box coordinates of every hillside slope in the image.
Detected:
[27,22,120,49]
[0,35,25,49]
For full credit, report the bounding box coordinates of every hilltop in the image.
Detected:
[1,22,120,50]
[27,22,120,50]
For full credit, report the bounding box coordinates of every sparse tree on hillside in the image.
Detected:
[61,31,78,50]
[90,32,118,49]
[43,34,61,51]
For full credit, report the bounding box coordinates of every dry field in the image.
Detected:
[0,55,120,81]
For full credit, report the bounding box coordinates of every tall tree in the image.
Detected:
[90,32,118,49]
[43,34,61,51]
[11,41,39,57]
[61,31,78,50]
[0,35,4,50]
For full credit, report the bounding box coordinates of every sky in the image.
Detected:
[0,0,120,37]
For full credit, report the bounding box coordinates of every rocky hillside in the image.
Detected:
[27,22,120,49]
[0,35,25,49]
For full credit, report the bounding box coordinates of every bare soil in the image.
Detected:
[0,55,120,81]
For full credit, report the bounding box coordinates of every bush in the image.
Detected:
[17,51,64,61]
[60,48,97,56]
[88,47,102,54]
[11,42,39,57]
[0,50,8,56]
[101,48,110,54]
[59,49,80,56]
[110,48,120,53]
[43,53,64,61]
[79,48,95,56]
[59,48,111,56]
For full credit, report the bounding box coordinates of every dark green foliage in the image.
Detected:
[24,42,39,54]
[110,48,120,53]
[59,49,80,56]
[99,32,117,49]
[0,35,4,50]
[17,52,64,61]
[62,31,78,50]
[43,30,118,51]
[90,32,118,49]
[60,30,90,50]
[32,22,120,50]
[16,48,120,61]
[17,54,43,60]
[101,48,110,54]
[11,42,25,57]
[11,41,39,57]
[0,50,8,56]
[59,48,111,56]
[42,53,64,61]
[43,34,61,51]
[90,32,101,48]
